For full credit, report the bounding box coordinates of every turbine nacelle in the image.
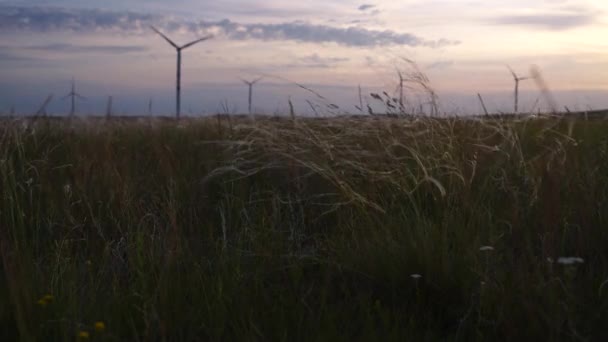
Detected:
[150,26,213,51]
[241,77,263,86]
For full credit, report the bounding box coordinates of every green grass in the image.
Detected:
[1,115,608,341]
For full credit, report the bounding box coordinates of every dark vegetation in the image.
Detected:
[1,114,608,341]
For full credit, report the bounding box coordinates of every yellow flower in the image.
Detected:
[37,294,53,307]
[77,331,90,339]
[94,321,106,332]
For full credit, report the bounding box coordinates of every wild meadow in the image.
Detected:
[1,113,608,341]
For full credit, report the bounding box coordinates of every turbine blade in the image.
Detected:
[180,35,213,50]
[76,94,86,100]
[506,64,517,80]
[42,95,54,106]
[252,77,263,84]
[151,26,179,49]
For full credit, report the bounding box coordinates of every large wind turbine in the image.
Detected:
[150,26,213,119]
[507,65,529,114]
[62,78,85,117]
[240,77,263,115]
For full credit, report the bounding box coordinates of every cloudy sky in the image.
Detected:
[1,0,607,115]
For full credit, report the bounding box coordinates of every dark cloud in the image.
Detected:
[0,6,158,33]
[193,19,458,48]
[23,43,149,54]
[0,5,459,48]
[357,4,380,16]
[492,9,597,30]
[358,4,376,11]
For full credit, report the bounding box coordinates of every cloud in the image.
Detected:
[194,19,458,48]
[0,51,42,62]
[493,14,595,30]
[358,4,376,11]
[0,5,459,48]
[0,6,158,33]
[22,43,149,54]
[0,50,57,68]
[491,7,598,30]
[357,4,380,16]
[285,53,350,68]
[364,56,377,67]
[427,60,454,70]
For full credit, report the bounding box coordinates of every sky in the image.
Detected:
[1,0,607,116]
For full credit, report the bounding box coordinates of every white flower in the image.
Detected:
[410,274,422,279]
[479,246,494,252]
[557,257,584,265]
[63,184,72,196]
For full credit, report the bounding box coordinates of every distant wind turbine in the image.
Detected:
[62,78,85,117]
[396,70,405,112]
[150,26,213,119]
[106,96,113,118]
[240,77,263,115]
[507,65,529,114]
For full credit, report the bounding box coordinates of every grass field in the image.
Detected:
[1,114,608,341]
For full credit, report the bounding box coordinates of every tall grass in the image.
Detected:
[1,115,607,341]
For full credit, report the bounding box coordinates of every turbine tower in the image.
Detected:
[62,78,85,117]
[241,77,263,115]
[150,26,213,119]
[507,65,529,114]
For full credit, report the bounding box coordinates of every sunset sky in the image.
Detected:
[1,0,607,115]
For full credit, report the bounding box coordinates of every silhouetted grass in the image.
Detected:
[1,115,608,341]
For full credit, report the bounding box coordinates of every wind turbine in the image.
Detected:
[507,65,529,114]
[150,26,213,119]
[62,78,85,117]
[396,70,405,112]
[106,96,113,118]
[240,77,263,115]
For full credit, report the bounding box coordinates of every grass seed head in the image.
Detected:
[557,257,584,265]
